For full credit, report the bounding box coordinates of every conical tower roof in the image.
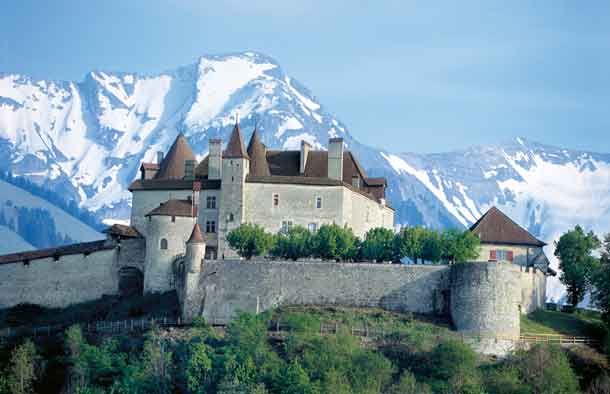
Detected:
[223,121,249,159]
[247,127,270,176]
[154,134,197,180]
[187,223,204,244]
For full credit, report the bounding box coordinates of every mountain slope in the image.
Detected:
[1,52,610,301]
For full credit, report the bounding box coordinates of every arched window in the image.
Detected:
[160,238,168,250]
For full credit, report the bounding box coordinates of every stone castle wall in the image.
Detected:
[0,238,145,309]
[189,260,451,324]
[450,262,522,338]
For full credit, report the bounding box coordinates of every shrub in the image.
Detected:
[227,224,274,260]
[311,224,358,261]
[361,227,395,262]
[425,339,483,394]
[515,344,580,394]
[386,370,431,394]
[271,225,313,261]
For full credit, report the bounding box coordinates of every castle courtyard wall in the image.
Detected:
[0,238,147,309]
[190,260,450,325]
[0,249,117,309]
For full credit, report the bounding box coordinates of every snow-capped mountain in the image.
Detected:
[1,51,610,300]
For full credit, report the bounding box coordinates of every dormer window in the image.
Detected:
[352,175,360,188]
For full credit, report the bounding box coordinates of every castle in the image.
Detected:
[0,123,553,353]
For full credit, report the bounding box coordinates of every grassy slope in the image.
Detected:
[521,309,606,339]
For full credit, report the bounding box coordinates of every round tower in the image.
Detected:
[450,262,522,339]
[186,223,206,273]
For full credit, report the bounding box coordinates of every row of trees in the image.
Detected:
[555,226,610,325]
[0,313,586,394]
[227,223,480,264]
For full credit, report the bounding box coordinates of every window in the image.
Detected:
[316,197,322,209]
[489,250,513,262]
[206,221,216,233]
[206,196,216,209]
[160,238,168,250]
[229,213,234,222]
[273,193,280,208]
[308,223,318,232]
[171,216,176,223]
[281,220,293,233]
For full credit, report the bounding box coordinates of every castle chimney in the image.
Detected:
[300,140,311,174]
[156,151,164,164]
[208,139,222,180]
[328,138,344,181]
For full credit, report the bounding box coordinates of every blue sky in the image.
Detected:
[1,0,609,153]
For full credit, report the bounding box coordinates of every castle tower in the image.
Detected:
[186,223,205,273]
[218,121,250,258]
[143,199,197,293]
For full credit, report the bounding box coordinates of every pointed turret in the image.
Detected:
[187,223,204,244]
[247,127,270,177]
[186,223,206,273]
[154,134,197,180]
[223,121,249,159]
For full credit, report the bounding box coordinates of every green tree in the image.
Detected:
[387,371,431,394]
[395,226,426,263]
[360,227,395,262]
[440,229,481,264]
[186,341,213,393]
[227,223,274,260]
[555,225,600,307]
[427,339,483,394]
[484,366,531,394]
[280,360,319,394]
[591,234,610,326]
[8,339,38,394]
[271,225,313,261]
[421,229,442,263]
[515,344,579,394]
[139,328,174,394]
[311,224,358,261]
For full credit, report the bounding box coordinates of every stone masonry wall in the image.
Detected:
[188,260,450,324]
[0,238,146,309]
[450,262,522,338]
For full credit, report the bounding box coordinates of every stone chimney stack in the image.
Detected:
[300,140,311,174]
[208,139,222,180]
[328,138,344,181]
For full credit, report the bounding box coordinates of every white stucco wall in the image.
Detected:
[475,243,544,267]
[342,188,394,238]
[244,182,345,233]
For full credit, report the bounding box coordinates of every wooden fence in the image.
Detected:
[0,317,599,349]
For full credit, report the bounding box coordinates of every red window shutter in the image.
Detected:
[489,250,497,261]
[507,251,514,261]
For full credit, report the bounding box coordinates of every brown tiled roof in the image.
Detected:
[0,240,113,265]
[146,199,197,217]
[195,155,209,178]
[266,150,301,176]
[103,224,142,238]
[247,128,270,176]
[187,223,204,244]
[223,123,249,159]
[140,163,159,171]
[129,179,221,191]
[469,207,546,247]
[154,134,197,180]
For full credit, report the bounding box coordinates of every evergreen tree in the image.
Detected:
[591,233,610,325]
